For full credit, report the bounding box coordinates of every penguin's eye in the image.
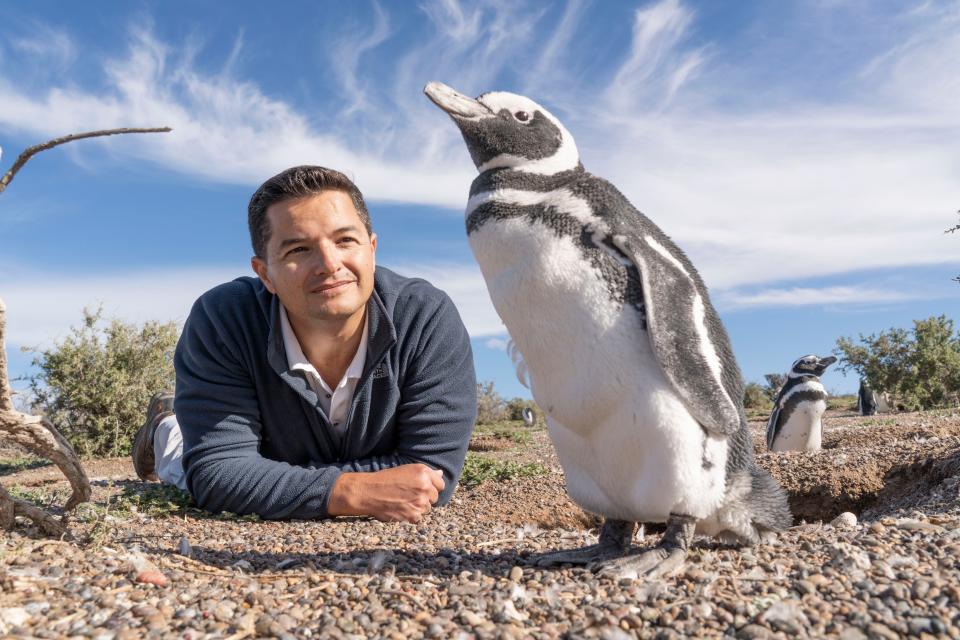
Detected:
[513,111,530,122]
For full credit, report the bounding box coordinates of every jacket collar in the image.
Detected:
[266,285,397,400]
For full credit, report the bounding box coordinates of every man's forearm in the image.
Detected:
[326,472,363,517]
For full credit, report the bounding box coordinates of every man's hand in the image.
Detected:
[327,464,445,523]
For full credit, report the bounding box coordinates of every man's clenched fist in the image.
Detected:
[327,463,445,523]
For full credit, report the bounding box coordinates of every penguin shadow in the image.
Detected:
[139,543,557,580]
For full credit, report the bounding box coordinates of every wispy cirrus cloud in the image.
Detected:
[718,285,945,310]
[1,0,958,295]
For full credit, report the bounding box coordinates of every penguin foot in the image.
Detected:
[592,545,687,580]
[594,512,696,580]
[532,518,635,568]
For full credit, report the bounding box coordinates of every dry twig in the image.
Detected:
[0,126,171,536]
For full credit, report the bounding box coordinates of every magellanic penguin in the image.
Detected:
[766,355,837,452]
[857,378,878,416]
[424,82,791,579]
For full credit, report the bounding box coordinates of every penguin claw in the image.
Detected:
[593,546,687,580]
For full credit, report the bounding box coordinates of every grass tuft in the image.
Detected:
[460,453,547,488]
[0,456,51,476]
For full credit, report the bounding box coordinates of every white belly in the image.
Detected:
[469,215,728,522]
[771,401,826,452]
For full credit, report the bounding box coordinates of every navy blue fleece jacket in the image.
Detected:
[174,267,477,519]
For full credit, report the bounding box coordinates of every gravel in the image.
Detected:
[1,408,959,638]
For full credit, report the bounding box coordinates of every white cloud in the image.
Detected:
[718,285,941,310]
[0,268,241,349]
[484,337,508,350]
[0,262,505,353]
[8,23,76,69]
[1,2,959,292]
[606,0,705,111]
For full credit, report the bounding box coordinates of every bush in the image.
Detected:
[476,380,508,425]
[743,382,772,410]
[763,373,786,402]
[25,306,178,458]
[505,397,544,425]
[835,315,960,411]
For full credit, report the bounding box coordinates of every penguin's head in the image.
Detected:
[790,354,837,378]
[424,81,579,175]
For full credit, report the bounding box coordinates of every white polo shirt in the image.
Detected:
[279,307,367,438]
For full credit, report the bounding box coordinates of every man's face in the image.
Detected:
[251,191,376,327]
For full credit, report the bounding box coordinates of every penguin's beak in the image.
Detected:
[815,355,837,374]
[424,82,491,119]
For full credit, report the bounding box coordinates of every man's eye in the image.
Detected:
[285,246,307,257]
[338,238,359,245]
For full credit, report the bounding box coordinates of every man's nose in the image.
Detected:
[312,243,343,274]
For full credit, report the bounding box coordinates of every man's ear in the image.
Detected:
[370,232,377,267]
[251,256,277,294]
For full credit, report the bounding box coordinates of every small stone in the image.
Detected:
[838,628,868,640]
[908,618,933,635]
[134,571,168,587]
[509,566,523,582]
[867,622,900,640]
[795,580,815,596]
[177,536,192,557]
[869,522,885,535]
[807,574,829,587]
[737,624,773,639]
[831,512,858,528]
[0,608,30,629]
[459,611,484,626]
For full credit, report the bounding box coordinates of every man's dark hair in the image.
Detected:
[248,165,372,259]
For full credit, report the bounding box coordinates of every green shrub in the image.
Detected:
[763,373,786,402]
[743,382,772,411]
[835,315,960,411]
[504,397,544,425]
[476,380,508,425]
[25,306,178,458]
[459,453,547,487]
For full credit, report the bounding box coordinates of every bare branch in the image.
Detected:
[0,127,172,194]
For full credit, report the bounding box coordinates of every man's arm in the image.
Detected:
[327,289,478,516]
[176,293,346,520]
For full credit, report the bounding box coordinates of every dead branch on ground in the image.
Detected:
[0,126,171,536]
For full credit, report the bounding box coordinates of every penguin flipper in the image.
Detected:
[507,338,530,389]
[765,404,782,449]
[609,233,741,436]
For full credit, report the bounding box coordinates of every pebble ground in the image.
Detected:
[1,409,958,639]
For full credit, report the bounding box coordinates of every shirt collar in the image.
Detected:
[278,306,368,386]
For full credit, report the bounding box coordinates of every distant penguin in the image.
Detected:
[857,379,877,416]
[425,82,791,579]
[766,354,837,452]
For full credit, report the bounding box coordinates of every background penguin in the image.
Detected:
[766,354,837,452]
[424,82,791,579]
[857,378,878,416]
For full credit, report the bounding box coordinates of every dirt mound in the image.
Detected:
[754,410,960,523]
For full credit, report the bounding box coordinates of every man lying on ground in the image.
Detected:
[132,166,477,523]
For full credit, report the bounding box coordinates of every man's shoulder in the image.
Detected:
[190,276,272,322]
[374,267,451,313]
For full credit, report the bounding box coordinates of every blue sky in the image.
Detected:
[1,0,959,401]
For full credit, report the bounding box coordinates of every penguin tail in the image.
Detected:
[746,465,792,533]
